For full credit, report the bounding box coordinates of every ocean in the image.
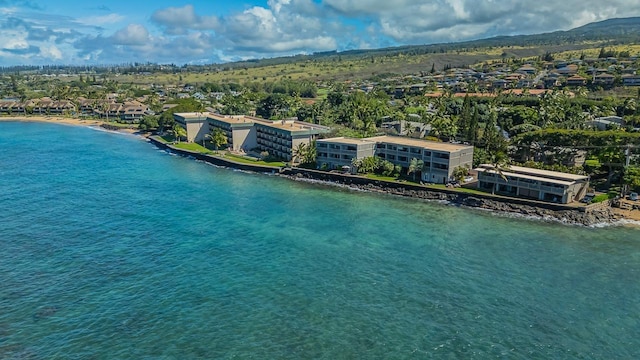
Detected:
[1,121,639,359]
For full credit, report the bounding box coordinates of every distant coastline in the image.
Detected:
[0,115,139,134]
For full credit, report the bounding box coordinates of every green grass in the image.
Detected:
[364,173,401,182]
[223,153,286,167]
[172,142,213,153]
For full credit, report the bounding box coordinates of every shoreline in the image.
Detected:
[282,174,640,228]
[0,115,140,134]
[3,117,639,227]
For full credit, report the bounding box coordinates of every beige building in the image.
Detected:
[367,136,474,184]
[316,137,377,170]
[316,135,474,184]
[174,113,330,161]
[207,114,257,151]
[475,164,590,203]
[173,112,210,143]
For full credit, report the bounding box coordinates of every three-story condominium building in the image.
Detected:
[367,136,474,184]
[475,164,590,203]
[316,135,474,184]
[316,137,377,170]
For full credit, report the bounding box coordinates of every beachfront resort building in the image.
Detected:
[317,135,474,184]
[173,112,210,143]
[316,137,377,170]
[173,112,330,161]
[475,164,590,204]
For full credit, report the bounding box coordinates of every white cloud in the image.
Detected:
[76,13,124,26]
[151,4,219,35]
[40,44,62,60]
[111,24,150,46]
[3,0,640,65]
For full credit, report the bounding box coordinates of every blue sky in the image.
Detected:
[0,0,637,66]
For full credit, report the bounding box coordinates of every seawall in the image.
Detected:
[148,136,281,173]
[279,168,616,226]
[148,136,615,226]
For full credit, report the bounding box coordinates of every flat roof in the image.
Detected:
[475,167,575,186]
[207,114,256,125]
[317,137,377,145]
[477,164,589,182]
[365,135,473,152]
[208,114,327,133]
[174,112,210,119]
[255,120,329,133]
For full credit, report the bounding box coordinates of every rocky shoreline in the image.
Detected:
[280,172,619,227]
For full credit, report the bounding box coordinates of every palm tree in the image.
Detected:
[489,151,510,194]
[172,124,186,143]
[208,128,227,150]
[292,143,308,164]
[407,157,424,181]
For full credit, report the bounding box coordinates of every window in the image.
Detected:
[388,155,396,160]
[398,156,408,162]
[424,150,431,157]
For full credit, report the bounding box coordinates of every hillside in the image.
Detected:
[12,17,639,84]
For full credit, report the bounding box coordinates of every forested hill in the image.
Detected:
[222,17,640,70]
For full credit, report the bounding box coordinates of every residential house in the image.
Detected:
[566,75,587,86]
[516,65,537,75]
[622,74,640,86]
[556,65,578,75]
[593,73,616,87]
[586,116,625,130]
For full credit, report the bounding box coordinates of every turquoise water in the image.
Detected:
[1,122,639,359]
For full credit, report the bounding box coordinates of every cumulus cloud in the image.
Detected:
[3,0,640,65]
[111,24,150,45]
[151,4,219,35]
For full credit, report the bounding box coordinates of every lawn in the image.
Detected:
[172,142,213,153]
[223,153,286,167]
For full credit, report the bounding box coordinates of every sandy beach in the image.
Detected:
[0,115,140,134]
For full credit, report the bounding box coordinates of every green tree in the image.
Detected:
[452,165,470,183]
[293,141,317,166]
[138,115,159,131]
[407,158,424,181]
[208,128,228,150]
[624,166,640,192]
[172,124,187,143]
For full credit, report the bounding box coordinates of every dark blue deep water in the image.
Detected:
[1,121,639,359]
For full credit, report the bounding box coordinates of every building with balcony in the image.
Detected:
[317,135,474,184]
[253,119,330,161]
[475,164,590,204]
[316,137,377,170]
[367,136,474,184]
[173,113,330,161]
